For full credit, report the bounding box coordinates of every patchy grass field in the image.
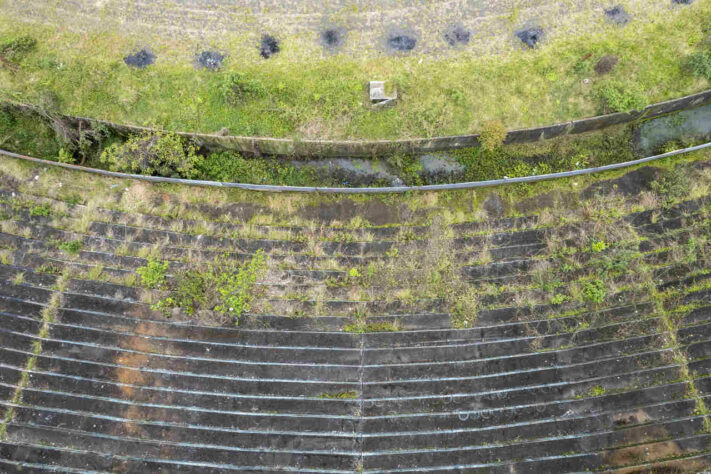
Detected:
[0,1,709,140]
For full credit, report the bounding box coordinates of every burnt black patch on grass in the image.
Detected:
[123,49,155,69]
[515,28,543,49]
[260,34,280,59]
[321,28,345,50]
[605,5,631,25]
[386,32,417,53]
[444,25,471,47]
[196,51,224,70]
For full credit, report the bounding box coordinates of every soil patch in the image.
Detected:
[260,34,280,59]
[515,28,543,49]
[582,166,660,198]
[195,51,224,70]
[605,6,631,25]
[595,55,619,75]
[444,25,471,47]
[482,192,507,218]
[673,0,693,4]
[320,28,346,51]
[300,199,424,226]
[123,49,155,69]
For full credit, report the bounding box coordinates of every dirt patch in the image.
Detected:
[195,51,224,70]
[595,55,619,75]
[582,166,661,198]
[0,170,20,190]
[605,6,631,25]
[123,49,155,68]
[300,199,424,226]
[482,192,507,218]
[673,0,694,4]
[444,24,471,47]
[515,27,543,49]
[320,28,346,51]
[260,34,280,59]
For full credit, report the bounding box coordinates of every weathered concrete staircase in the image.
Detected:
[1,163,711,472]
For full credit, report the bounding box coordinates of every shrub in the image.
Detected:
[100,132,201,178]
[479,120,507,152]
[582,279,606,304]
[220,72,266,105]
[0,35,37,63]
[688,52,711,81]
[595,81,646,113]
[136,258,169,289]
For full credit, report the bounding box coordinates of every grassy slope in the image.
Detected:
[0,1,709,141]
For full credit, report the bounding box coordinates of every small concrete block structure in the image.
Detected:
[370,81,397,107]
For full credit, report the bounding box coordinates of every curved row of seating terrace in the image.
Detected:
[1,162,711,472]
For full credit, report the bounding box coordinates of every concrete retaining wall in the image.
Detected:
[4,89,711,158]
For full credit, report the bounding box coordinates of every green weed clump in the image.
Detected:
[582,279,607,304]
[196,151,319,186]
[136,257,169,289]
[29,203,51,217]
[57,240,82,254]
[651,166,690,208]
[595,81,646,113]
[100,132,201,179]
[153,250,267,325]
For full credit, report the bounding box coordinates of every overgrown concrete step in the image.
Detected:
[361,380,690,434]
[363,317,662,365]
[358,397,703,454]
[0,186,542,240]
[3,423,359,472]
[681,305,711,326]
[471,294,652,326]
[266,297,446,317]
[361,349,674,397]
[360,417,710,471]
[364,331,666,379]
[364,303,654,347]
[361,365,682,416]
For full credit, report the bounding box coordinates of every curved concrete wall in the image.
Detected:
[6,89,711,158]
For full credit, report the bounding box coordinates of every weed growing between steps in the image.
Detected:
[137,251,268,325]
[0,268,70,439]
